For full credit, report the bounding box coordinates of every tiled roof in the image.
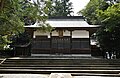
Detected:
[25,16,100,28]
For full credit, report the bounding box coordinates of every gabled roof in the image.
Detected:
[25,16,100,28]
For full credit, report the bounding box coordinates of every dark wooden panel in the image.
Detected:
[71,48,90,54]
[51,36,71,54]
[31,36,50,54]
[31,48,50,54]
[72,38,90,49]
[31,36,90,54]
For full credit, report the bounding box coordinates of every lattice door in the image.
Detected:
[51,36,71,54]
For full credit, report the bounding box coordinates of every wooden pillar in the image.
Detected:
[50,31,52,54]
[25,28,34,38]
[88,29,92,54]
[70,30,73,54]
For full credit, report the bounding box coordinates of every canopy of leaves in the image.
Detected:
[80,0,109,25]
[0,0,51,50]
[96,3,120,52]
[81,0,120,56]
[48,0,73,16]
[11,31,30,45]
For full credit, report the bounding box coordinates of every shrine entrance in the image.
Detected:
[51,36,71,54]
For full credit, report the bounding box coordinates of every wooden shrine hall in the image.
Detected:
[25,16,99,55]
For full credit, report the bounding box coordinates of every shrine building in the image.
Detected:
[25,16,99,55]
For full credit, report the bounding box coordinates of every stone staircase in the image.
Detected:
[31,54,93,59]
[0,55,120,76]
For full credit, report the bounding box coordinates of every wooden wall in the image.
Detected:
[31,36,90,54]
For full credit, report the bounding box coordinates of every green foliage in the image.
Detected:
[48,0,73,16]
[0,0,51,50]
[0,35,11,50]
[96,3,120,53]
[81,0,120,57]
[80,0,109,25]
[11,32,30,45]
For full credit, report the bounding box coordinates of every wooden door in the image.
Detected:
[51,36,71,54]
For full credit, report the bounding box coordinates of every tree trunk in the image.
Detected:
[0,0,4,12]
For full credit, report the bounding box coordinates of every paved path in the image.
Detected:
[0,74,120,78]
[0,74,49,78]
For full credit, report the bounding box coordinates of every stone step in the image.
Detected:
[3,62,120,65]
[1,64,120,67]
[72,73,120,77]
[2,59,120,63]
[3,60,120,63]
[0,66,120,70]
[1,65,120,67]
[2,62,120,66]
[3,59,120,65]
[1,58,120,74]
[0,69,120,74]
[31,54,92,58]
[5,58,120,62]
[2,58,120,66]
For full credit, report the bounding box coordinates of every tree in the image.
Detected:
[96,3,120,58]
[48,0,73,16]
[80,0,109,25]
[11,31,31,45]
[0,0,51,50]
[80,0,120,58]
